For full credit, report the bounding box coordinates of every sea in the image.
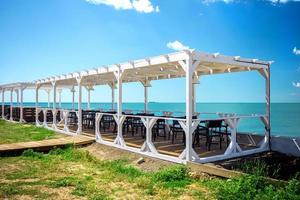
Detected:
[11,102,300,138]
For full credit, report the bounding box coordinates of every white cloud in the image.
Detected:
[292,82,300,88]
[267,0,300,3]
[293,47,300,55]
[132,0,159,13]
[202,0,300,4]
[85,0,159,13]
[167,41,190,51]
[202,0,234,4]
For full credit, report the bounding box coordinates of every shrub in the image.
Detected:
[21,149,44,159]
[154,165,189,182]
[106,159,143,179]
[208,175,300,200]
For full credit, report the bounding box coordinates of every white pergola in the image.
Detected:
[0,82,72,122]
[1,49,272,164]
[0,82,34,122]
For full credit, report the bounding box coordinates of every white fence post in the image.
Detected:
[95,113,103,141]
[76,77,82,135]
[141,117,158,153]
[113,68,126,146]
[52,81,57,130]
[35,84,40,126]
[224,117,242,155]
[178,51,200,162]
[19,87,24,123]
[1,89,4,119]
[10,89,13,121]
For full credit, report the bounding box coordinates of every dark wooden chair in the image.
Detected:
[197,120,229,151]
[82,111,96,129]
[152,117,167,141]
[100,111,117,133]
[122,113,134,136]
[170,116,198,145]
[131,113,155,138]
[23,107,36,122]
[170,116,186,144]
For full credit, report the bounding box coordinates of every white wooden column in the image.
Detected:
[85,86,94,110]
[144,86,148,113]
[258,66,271,150]
[71,87,75,110]
[109,82,116,111]
[179,53,200,162]
[141,79,151,113]
[46,89,51,108]
[52,81,57,129]
[58,89,62,109]
[192,76,199,114]
[10,89,13,121]
[224,118,242,155]
[76,77,82,134]
[35,85,40,126]
[1,89,4,119]
[185,57,193,161]
[19,87,25,123]
[112,87,115,110]
[266,65,271,149]
[113,69,126,146]
[16,89,19,107]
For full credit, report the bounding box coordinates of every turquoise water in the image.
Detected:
[9,102,300,137]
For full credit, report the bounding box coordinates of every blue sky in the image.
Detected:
[0,0,300,103]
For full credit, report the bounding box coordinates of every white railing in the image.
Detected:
[35,108,78,136]
[94,112,269,164]
[32,107,270,164]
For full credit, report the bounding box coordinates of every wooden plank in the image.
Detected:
[187,161,243,178]
[187,161,287,185]
[0,135,95,153]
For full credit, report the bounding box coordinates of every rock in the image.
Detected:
[136,157,145,165]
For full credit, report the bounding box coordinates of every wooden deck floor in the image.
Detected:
[64,125,261,159]
[0,135,95,154]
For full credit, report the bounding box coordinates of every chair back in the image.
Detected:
[206,120,223,128]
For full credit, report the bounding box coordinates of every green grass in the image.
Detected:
[0,119,62,144]
[0,147,211,199]
[0,147,299,200]
[202,174,300,200]
[0,120,299,199]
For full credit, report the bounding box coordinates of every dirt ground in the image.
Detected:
[84,143,175,172]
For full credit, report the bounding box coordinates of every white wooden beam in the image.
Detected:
[51,81,57,130]
[113,68,126,146]
[1,89,4,119]
[10,89,13,121]
[71,87,75,110]
[19,87,25,123]
[76,77,82,134]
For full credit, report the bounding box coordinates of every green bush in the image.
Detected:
[240,160,280,178]
[207,175,300,200]
[21,149,44,159]
[106,159,144,179]
[153,165,191,188]
[154,165,189,182]
[49,146,96,163]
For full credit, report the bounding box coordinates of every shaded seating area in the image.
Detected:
[12,107,20,121]
[4,105,10,119]
[23,107,36,122]
[1,50,271,164]
[94,112,231,153]
[193,120,230,151]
